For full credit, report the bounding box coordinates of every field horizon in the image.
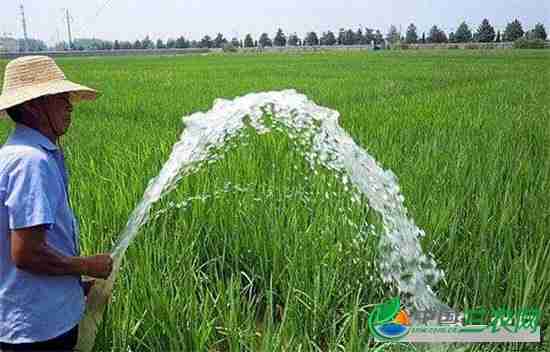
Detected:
[1,50,549,351]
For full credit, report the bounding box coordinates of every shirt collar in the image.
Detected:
[6,123,59,152]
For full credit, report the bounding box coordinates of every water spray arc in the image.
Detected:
[76,90,448,351]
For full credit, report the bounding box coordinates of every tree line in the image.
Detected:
[73,19,547,51]
[5,18,547,52]
[400,19,547,45]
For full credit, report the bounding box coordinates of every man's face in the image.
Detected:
[44,93,73,135]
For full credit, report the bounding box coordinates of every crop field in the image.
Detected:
[1,50,549,351]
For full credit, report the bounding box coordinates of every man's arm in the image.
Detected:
[11,225,113,279]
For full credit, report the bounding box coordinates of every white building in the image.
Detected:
[0,37,18,53]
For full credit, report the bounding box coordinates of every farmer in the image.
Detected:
[0,56,113,351]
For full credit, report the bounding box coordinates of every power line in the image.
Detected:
[69,14,86,39]
[93,0,114,20]
[68,0,114,41]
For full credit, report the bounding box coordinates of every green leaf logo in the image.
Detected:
[369,297,411,341]
[371,297,401,325]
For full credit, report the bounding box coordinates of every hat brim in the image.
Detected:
[0,79,99,118]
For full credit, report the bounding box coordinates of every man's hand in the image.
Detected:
[11,225,113,278]
[82,254,113,279]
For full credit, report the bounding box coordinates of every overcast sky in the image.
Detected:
[1,0,549,45]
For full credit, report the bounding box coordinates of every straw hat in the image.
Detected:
[0,55,98,118]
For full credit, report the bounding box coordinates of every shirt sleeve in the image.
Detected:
[4,153,63,230]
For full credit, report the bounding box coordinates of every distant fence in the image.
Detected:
[1,41,548,60]
[393,42,515,50]
[0,48,211,60]
[0,45,375,60]
[240,44,375,53]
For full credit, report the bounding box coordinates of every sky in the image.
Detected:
[1,0,549,45]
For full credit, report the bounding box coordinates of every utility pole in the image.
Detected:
[65,9,73,50]
[20,3,29,52]
[56,27,61,50]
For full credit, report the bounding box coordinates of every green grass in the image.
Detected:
[1,50,549,351]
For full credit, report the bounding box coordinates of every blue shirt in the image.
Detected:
[0,124,84,343]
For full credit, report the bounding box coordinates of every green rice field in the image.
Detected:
[1,50,549,351]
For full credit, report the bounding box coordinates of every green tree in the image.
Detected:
[454,22,472,42]
[320,31,337,45]
[114,40,120,50]
[343,29,355,45]
[258,33,272,47]
[118,41,132,49]
[495,30,501,42]
[213,33,227,48]
[133,40,142,49]
[504,19,524,41]
[421,32,426,43]
[273,28,286,47]
[244,34,254,47]
[74,39,92,50]
[142,35,154,49]
[166,38,176,48]
[103,41,114,50]
[405,23,418,43]
[428,25,448,43]
[230,37,241,48]
[72,38,109,50]
[156,39,165,49]
[304,31,319,45]
[53,41,67,51]
[19,38,47,52]
[374,30,384,45]
[288,33,300,46]
[531,23,547,40]
[175,36,189,48]
[364,28,375,44]
[199,35,213,48]
[337,28,345,45]
[355,28,365,44]
[449,32,456,43]
[361,28,371,44]
[476,19,496,42]
[386,25,401,44]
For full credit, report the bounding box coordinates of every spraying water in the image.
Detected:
[76,89,448,351]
